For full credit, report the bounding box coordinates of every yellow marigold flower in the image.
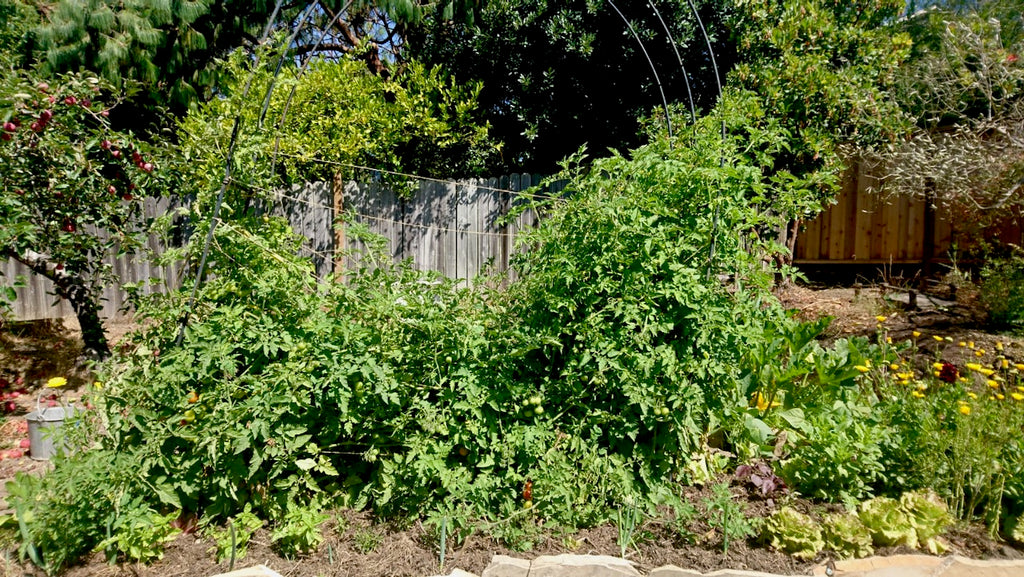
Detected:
[932,362,944,370]
[912,331,922,338]
[917,383,928,391]
[968,341,976,349]
[900,380,910,386]
[876,315,887,323]
[1017,386,1024,393]
[958,404,971,415]
[890,363,900,371]
[45,377,67,388]
[946,337,954,342]
[1015,364,1024,371]
[958,341,967,347]
[855,365,871,373]
[966,363,983,371]
[976,350,984,357]
[896,372,911,380]
[997,342,1005,352]
[959,377,969,383]
[980,368,996,376]
[933,335,945,342]
[1001,359,1010,369]
[886,336,893,344]
[968,392,978,399]
[93,381,103,390]
[1012,393,1024,401]
[987,379,1000,389]
[996,393,1005,400]
[912,390,926,398]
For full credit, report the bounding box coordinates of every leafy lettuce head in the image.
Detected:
[822,511,873,559]
[858,496,918,548]
[764,506,824,559]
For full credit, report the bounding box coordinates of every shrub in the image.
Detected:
[979,245,1024,332]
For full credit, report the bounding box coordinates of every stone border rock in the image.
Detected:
[211,554,1024,577]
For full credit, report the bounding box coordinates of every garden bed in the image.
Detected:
[1,285,1023,576]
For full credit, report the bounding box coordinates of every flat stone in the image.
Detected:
[703,571,803,577]
[529,554,640,577]
[648,565,809,577]
[812,555,944,576]
[647,566,704,577]
[482,555,531,577]
[210,565,284,577]
[937,556,1024,577]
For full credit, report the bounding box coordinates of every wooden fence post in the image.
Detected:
[921,178,936,288]
[333,171,345,281]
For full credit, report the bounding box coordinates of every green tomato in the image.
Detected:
[533,405,544,415]
[183,409,196,423]
[529,395,542,406]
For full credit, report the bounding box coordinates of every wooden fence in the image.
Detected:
[5,174,556,321]
[793,163,1024,264]
[2,196,183,322]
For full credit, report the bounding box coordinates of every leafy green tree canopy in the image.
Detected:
[408,0,733,173]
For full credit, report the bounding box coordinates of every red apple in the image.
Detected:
[0,133,10,141]
[29,122,41,132]
[64,96,77,106]
[111,150,121,158]
[142,162,154,173]
[7,449,23,459]
[19,439,30,449]
[4,401,16,413]
[100,110,109,117]
[3,121,16,132]
[100,139,112,150]
[132,151,142,163]
[122,193,133,201]
[37,82,49,92]
[40,110,52,122]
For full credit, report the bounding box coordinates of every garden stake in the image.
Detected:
[439,516,448,571]
[229,518,237,571]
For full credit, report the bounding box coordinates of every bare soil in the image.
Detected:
[1,289,1023,577]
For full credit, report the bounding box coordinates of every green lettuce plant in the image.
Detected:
[822,511,873,559]
[857,496,917,548]
[901,491,952,554]
[763,507,824,559]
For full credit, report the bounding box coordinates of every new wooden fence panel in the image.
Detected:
[795,164,1023,264]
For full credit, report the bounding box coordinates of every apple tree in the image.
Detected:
[0,73,159,356]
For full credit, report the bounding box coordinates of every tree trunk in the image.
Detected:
[56,278,110,359]
[5,249,110,358]
[773,218,801,285]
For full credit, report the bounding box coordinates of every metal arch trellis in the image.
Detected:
[174,0,729,344]
[176,0,287,346]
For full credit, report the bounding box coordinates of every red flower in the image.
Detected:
[939,362,958,384]
[1007,53,1018,63]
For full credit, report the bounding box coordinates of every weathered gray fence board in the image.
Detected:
[6,175,561,321]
